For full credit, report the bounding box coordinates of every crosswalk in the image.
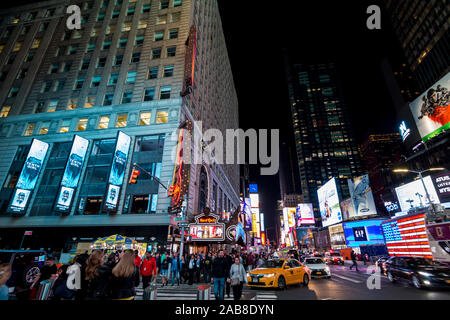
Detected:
[134,284,278,300]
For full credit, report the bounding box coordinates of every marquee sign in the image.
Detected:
[189,213,225,242]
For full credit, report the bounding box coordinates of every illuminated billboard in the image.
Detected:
[250,193,259,208]
[318,178,342,227]
[347,175,377,217]
[8,139,49,214]
[285,207,296,228]
[260,213,265,232]
[282,208,290,232]
[242,197,253,231]
[431,172,450,205]
[343,219,386,247]
[104,131,131,212]
[251,207,259,233]
[409,72,450,142]
[189,224,225,241]
[340,198,356,220]
[249,184,258,193]
[54,135,89,214]
[395,176,441,212]
[296,203,315,226]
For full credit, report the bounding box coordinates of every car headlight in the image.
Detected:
[418,271,434,277]
[247,273,251,277]
[263,273,275,278]
[325,266,330,272]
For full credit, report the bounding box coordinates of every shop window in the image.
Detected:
[130,194,157,213]
[84,197,103,215]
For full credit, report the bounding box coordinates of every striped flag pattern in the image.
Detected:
[381,214,433,259]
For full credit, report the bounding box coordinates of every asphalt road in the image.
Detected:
[275,264,450,300]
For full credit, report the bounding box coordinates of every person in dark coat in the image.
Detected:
[85,250,112,300]
[349,250,359,271]
[223,251,233,298]
[110,250,140,300]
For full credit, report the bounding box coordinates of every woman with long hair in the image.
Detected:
[85,250,112,300]
[0,263,12,300]
[111,249,140,300]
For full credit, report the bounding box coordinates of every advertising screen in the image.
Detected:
[256,222,261,238]
[395,176,441,212]
[282,208,290,232]
[329,223,346,249]
[287,207,296,228]
[249,184,258,193]
[340,198,356,220]
[251,207,259,233]
[8,139,49,214]
[296,227,313,247]
[242,197,253,231]
[250,193,259,208]
[318,178,342,227]
[431,172,450,205]
[409,72,450,142]
[381,192,402,214]
[189,224,225,241]
[347,175,377,217]
[296,203,315,226]
[260,213,265,232]
[104,131,131,212]
[55,135,89,213]
[343,219,386,247]
[381,214,433,259]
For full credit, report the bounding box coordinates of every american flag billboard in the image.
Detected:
[381,214,433,259]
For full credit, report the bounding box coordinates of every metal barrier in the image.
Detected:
[197,284,211,300]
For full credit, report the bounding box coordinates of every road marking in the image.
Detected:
[332,274,363,283]
[321,298,334,300]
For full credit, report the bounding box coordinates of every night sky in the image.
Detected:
[218,0,405,240]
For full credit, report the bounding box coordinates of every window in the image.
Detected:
[106,24,115,34]
[108,74,119,85]
[12,16,20,24]
[39,23,49,32]
[97,13,105,21]
[0,106,11,118]
[24,123,36,136]
[42,82,52,93]
[81,59,90,70]
[166,46,176,57]
[0,71,7,81]
[87,43,96,52]
[170,12,180,23]
[156,110,168,124]
[55,80,65,92]
[154,31,164,41]
[122,22,132,32]
[85,96,96,108]
[39,121,50,135]
[122,91,132,103]
[135,35,144,46]
[126,71,137,83]
[160,1,169,9]
[152,48,161,59]
[63,30,72,40]
[91,76,102,87]
[135,135,165,152]
[102,0,109,8]
[72,31,82,39]
[59,119,71,133]
[97,116,110,129]
[127,7,135,16]
[143,87,154,101]
[112,10,120,19]
[157,15,167,24]
[163,65,174,77]
[103,93,114,105]
[74,78,84,89]
[138,20,147,29]
[67,98,78,110]
[139,112,151,125]
[159,86,171,99]
[169,29,178,39]
[31,38,41,49]
[129,52,140,64]
[49,64,59,74]
[102,41,111,50]
[13,42,23,52]
[97,57,107,68]
[148,66,158,79]
[25,52,35,62]
[17,68,28,79]
[142,4,151,13]
[21,25,31,36]
[77,118,88,131]
[7,54,16,64]
[84,1,94,10]
[114,55,123,65]
[47,100,58,112]
[69,44,78,55]
[57,46,67,56]
[0,45,3,53]
[28,12,38,20]
[173,0,182,7]
[45,9,55,17]
[115,114,128,127]
[118,38,127,48]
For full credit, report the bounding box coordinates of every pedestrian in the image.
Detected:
[361,253,367,266]
[141,251,157,290]
[180,255,188,284]
[365,254,370,265]
[0,263,11,300]
[134,250,142,268]
[110,249,140,300]
[51,265,75,300]
[223,251,233,298]
[229,257,247,301]
[349,250,359,271]
[85,250,112,300]
[211,250,229,300]
[170,253,181,286]
[30,256,58,299]
[155,252,161,276]
[188,254,195,285]
[201,253,212,283]
[195,254,201,283]
[105,253,117,269]
[66,256,82,297]
[257,255,264,267]
[73,253,89,300]
[247,254,254,271]
[160,253,170,287]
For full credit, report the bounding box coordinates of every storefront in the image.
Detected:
[328,223,347,250]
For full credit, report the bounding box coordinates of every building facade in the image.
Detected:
[0,0,239,251]
[284,60,363,222]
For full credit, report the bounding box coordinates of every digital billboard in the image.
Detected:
[409,72,450,142]
[260,213,265,232]
[249,184,258,193]
[54,135,89,213]
[241,197,253,231]
[250,193,259,208]
[189,224,225,241]
[8,139,49,214]
[343,219,386,247]
[347,174,377,217]
[340,198,356,220]
[431,172,450,205]
[328,223,346,249]
[318,178,342,227]
[381,192,402,215]
[282,208,290,232]
[395,176,441,212]
[104,131,131,212]
[251,207,259,234]
[296,203,315,226]
[286,207,296,228]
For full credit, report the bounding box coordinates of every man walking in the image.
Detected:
[211,250,229,300]
[349,250,359,271]
[141,252,157,289]
[224,251,233,298]
[201,253,212,283]
[170,253,181,286]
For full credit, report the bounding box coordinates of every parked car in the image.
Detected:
[385,256,450,289]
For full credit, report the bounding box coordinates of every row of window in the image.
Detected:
[22,109,169,137]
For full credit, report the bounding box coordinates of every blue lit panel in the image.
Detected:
[343,219,386,247]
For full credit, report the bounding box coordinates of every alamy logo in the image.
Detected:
[66,5,81,30]
[366,5,381,30]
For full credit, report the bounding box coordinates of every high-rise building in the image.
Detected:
[385,0,450,92]
[0,0,239,251]
[285,59,363,223]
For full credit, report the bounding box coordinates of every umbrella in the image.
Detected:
[92,235,137,248]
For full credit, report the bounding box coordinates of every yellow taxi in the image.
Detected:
[246,259,311,289]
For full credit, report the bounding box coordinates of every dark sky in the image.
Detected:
[218,0,404,240]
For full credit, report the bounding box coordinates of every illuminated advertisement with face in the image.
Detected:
[286,207,296,228]
[8,139,49,214]
[347,175,377,217]
[409,72,450,142]
[243,197,252,231]
[296,203,315,226]
[340,198,356,220]
[55,135,89,213]
[104,131,131,212]
[395,176,441,212]
[318,178,342,227]
[343,219,386,247]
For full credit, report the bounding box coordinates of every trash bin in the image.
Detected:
[143,283,157,300]
[197,284,211,300]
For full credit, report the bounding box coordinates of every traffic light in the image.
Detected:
[128,168,140,184]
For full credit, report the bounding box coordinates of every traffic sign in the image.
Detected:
[178,223,189,228]
[174,217,183,222]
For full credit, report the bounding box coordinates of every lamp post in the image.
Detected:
[393,167,446,214]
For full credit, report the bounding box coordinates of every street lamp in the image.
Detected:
[393,167,446,214]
